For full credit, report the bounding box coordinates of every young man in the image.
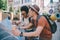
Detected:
[0,23,18,40]
[0,12,18,40]
[12,5,52,40]
[1,12,12,30]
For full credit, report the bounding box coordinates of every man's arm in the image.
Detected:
[12,16,45,37]
[23,26,44,37]
[12,26,44,37]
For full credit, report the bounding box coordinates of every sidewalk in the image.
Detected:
[52,21,60,40]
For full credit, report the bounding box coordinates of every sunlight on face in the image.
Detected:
[28,9,33,17]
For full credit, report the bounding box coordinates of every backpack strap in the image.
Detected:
[36,15,41,27]
[43,15,52,31]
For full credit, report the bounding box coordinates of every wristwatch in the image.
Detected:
[20,32,23,37]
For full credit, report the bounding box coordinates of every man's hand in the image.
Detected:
[12,28,21,36]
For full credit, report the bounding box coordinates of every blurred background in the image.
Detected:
[0,0,60,40]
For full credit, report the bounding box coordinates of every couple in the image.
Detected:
[12,5,52,40]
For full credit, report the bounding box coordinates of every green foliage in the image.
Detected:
[0,0,3,9]
[2,0,7,10]
[0,0,7,10]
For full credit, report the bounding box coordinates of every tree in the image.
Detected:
[0,0,3,9]
[0,0,7,10]
[2,0,7,10]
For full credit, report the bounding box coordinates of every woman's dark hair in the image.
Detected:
[21,6,29,14]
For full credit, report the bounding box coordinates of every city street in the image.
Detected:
[0,0,60,40]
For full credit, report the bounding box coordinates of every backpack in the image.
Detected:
[24,15,57,34]
[36,15,57,34]
[43,15,57,34]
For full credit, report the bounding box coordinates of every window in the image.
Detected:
[44,0,50,7]
[53,0,59,2]
[25,0,31,3]
[22,0,23,4]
